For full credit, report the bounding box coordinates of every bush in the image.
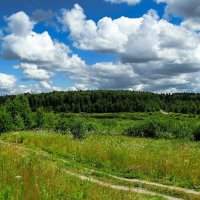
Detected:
[42,112,59,130]
[155,131,175,139]
[70,119,87,139]
[194,126,200,141]
[87,123,96,132]
[168,121,194,140]
[124,120,165,138]
[124,119,195,140]
[55,117,69,132]
[123,124,145,137]
[143,120,161,138]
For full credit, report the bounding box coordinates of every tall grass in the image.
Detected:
[0,143,155,200]
[2,131,200,190]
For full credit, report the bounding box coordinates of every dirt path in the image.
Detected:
[0,140,198,199]
[58,157,200,196]
[63,169,182,200]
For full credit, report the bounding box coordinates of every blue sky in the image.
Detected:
[0,0,200,94]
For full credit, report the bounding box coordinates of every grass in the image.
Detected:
[0,142,161,200]
[64,112,200,135]
[2,131,200,190]
[1,112,200,199]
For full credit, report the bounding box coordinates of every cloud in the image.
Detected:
[60,4,200,68]
[1,11,88,91]
[6,11,35,36]
[181,18,200,32]
[88,61,200,93]
[0,29,3,40]
[0,72,55,96]
[60,4,129,53]
[32,9,54,22]
[156,0,200,33]
[14,63,54,81]
[0,73,17,94]
[105,0,141,5]
[156,0,200,19]
[0,73,16,89]
[1,5,200,94]
[11,82,61,95]
[68,84,88,91]
[90,62,138,89]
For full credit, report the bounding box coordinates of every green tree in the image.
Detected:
[0,108,13,133]
[14,115,25,130]
[35,107,45,128]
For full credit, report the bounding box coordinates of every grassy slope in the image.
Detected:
[1,131,200,190]
[0,143,158,200]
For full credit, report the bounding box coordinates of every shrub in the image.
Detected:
[42,112,59,130]
[70,119,87,139]
[123,124,145,137]
[155,131,175,139]
[87,123,96,132]
[124,120,168,139]
[169,121,194,140]
[143,120,161,138]
[194,126,200,141]
[55,117,69,132]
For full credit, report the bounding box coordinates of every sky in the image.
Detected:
[0,0,200,95]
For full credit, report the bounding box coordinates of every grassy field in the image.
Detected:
[1,112,200,199]
[2,131,200,189]
[0,141,161,200]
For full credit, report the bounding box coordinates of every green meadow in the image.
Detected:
[1,112,200,199]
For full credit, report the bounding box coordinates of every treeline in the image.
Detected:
[0,91,200,140]
[0,95,87,138]
[0,90,200,114]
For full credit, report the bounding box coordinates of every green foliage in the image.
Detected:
[35,107,45,128]
[0,109,13,133]
[124,119,196,140]
[14,115,25,130]
[0,91,199,141]
[55,117,69,132]
[42,112,59,130]
[194,126,200,141]
[123,124,145,138]
[69,119,87,139]
[123,120,163,138]
[0,91,200,114]
[5,95,31,128]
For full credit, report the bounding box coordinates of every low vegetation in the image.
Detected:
[1,91,200,199]
[2,131,200,191]
[1,142,158,200]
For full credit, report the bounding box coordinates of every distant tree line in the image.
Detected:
[0,90,200,139]
[0,90,200,114]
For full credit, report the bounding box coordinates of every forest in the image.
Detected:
[0,90,200,114]
[0,90,200,141]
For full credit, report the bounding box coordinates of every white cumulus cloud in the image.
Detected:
[1,11,88,92]
[105,0,141,5]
